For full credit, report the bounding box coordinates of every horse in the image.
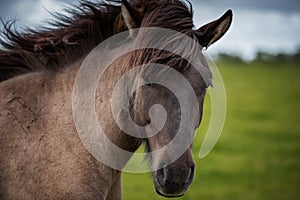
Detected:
[0,0,232,199]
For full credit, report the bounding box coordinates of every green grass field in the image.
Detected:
[122,61,300,200]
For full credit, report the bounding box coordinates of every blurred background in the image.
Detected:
[0,0,299,199]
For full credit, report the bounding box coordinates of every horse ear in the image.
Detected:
[121,0,140,36]
[194,9,233,49]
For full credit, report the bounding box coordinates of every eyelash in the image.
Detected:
[145,82,154,87]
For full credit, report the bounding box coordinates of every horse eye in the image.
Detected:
[143,77,153,87]
[145,82,154,87]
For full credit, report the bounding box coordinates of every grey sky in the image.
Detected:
[192,0,300,14]
[0,0,300,60]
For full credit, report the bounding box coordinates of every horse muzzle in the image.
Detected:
[153,161,195,198]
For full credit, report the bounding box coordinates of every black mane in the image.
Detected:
[0,0,193,82]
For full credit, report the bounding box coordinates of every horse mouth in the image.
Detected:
[155,188,185,198]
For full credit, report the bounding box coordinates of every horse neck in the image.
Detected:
[58,58,141,155]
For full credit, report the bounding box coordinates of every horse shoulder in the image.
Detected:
[0,72,118,199]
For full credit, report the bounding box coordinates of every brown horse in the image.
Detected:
[0,0,232,199]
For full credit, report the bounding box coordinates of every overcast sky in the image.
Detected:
[0,0,300,60]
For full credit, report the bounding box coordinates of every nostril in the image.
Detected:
[157,167,166,186]
[186,165,195,184]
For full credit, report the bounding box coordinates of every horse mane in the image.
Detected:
[0,0,193,82]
